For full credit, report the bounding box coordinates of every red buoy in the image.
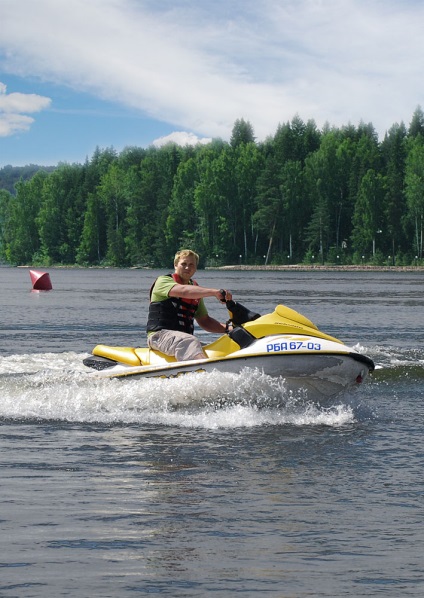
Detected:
[30,269,53,291]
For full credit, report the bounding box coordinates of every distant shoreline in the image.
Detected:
[207,264,424,272]
[6,263,424,273]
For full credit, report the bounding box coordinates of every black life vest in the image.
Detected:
[146,273,200,335]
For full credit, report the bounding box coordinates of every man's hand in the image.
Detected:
[217,289,232,302]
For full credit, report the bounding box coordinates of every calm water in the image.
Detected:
[1,266,423,597]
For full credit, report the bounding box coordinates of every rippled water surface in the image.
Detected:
[1,266,423,597]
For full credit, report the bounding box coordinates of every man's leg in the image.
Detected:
[148,330,205,361]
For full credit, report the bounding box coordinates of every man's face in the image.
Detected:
[175,256,197,282]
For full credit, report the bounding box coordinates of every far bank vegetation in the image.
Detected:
[1,110,424,268]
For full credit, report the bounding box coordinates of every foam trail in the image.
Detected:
[0,352,356,428]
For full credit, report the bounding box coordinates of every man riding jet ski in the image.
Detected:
[146,249,232,361]
[83,250,375,400]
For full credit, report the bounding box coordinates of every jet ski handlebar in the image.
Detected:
[225,299,261,327]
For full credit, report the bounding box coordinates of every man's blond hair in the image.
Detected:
[174,249,199,267]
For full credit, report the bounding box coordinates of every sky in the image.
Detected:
[0,0,423,167]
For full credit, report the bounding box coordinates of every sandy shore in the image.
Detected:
[9,263,424,272]
[209,264,424,272]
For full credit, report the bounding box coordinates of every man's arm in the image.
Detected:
[169,284,231,302]
[195,314,226,333]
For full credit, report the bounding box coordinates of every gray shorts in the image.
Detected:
[147,329,204,361]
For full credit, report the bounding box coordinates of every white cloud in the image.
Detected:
[0,82,51,136]
[0,112,34,137]
[152,131,212,148]
[0,0,423,140]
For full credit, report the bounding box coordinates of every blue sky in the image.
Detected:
[1,0,423,167]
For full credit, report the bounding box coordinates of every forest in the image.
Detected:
[1,110,424,268]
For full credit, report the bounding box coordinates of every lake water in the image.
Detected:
[1,266,423,597]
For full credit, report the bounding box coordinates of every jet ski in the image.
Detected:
[83,300,375,400]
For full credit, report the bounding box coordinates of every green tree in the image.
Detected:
[404,135,424,258]
[152,144,183,264]
[351,169,386,257]
[303,133,341,259]
[36,163,85,263]
[0,189,13,261]
[279,160,305,259]
[349,126,381,194]
[76,148,118,265]
[253,152,284,264]
[126,145,183,266]
[194,145,237,261]
[274,115,320,166]
[304,181,330,264]
[234,142,264,260]
[166,157,199,251]
[230,118,255,148]
[381,123,407,261]
[76,191,106,265]
[5,172,47,264]
[124,166,148,265]
[97,162,130,266]
[408,106,424,138]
